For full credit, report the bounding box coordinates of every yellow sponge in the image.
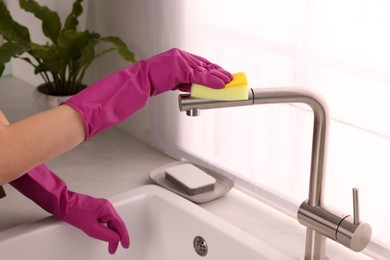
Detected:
[191,72,248,101]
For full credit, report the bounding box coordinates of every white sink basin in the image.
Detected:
[0,185,291,260]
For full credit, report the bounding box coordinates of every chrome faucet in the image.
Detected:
[178,87,372,259]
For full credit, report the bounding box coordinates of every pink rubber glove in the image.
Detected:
[63,48,232,139]
[10,164,129,254]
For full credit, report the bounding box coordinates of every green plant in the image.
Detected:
[0,0,136,95]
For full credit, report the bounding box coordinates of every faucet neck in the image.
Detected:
[251,88,329,206]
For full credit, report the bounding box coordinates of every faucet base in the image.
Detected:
[298,200,372,252]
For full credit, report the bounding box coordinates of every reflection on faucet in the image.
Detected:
[178,88,372,260]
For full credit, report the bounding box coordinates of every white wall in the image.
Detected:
[83,0,152,140]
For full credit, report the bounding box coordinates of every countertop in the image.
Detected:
[0,76,375,259]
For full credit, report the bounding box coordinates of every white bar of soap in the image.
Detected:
[165,163,216,195]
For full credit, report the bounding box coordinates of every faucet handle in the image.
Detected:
[352,188,360,225]
[336,187,372,252]
[298,187,372,253]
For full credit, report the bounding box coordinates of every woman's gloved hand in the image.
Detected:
[142,48,232,95]
[10,164,129,254]
[63,48,232,139]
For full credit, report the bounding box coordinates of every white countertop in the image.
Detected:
[0,76,375,259]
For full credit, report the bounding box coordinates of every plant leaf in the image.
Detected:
[19,0,61,44]
[0,64,4,76]
[57,30,99,60]
[64,0,83,31]
[94,47,116,60]
[0,2,30,44]
[0,42,27,76]
[60,30,100,85]
[0,42,27,66]
[77,40,97,69]
[101,36,137,63]
[31,43,67,74]
[70,40,98,85]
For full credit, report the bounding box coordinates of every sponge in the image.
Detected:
[191,72,248,101]
[165,163,216,195]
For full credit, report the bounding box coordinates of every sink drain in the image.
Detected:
[193,236,208,257]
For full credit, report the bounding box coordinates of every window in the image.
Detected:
[146,0,390,254]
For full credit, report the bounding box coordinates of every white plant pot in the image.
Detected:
[33,88,72,112]
[32,83,87,112]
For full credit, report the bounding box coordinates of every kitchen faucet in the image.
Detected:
[178,87,372,259]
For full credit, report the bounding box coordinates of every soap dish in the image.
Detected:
[149,161,234,204]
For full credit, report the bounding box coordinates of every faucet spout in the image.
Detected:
[178,87,371,259]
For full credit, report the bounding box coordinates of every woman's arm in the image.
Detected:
[0,105,85,185]
[0,48,231,185]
